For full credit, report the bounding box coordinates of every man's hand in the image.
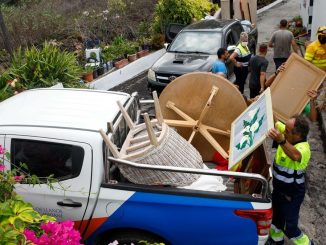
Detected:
[275,63,286,75]
[307,89,318,101]
[267,128,285,143]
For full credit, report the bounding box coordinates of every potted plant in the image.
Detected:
[82,66,94,82]
[126,42,137,62]
[92,65,99,79]
[114,58,129,69]
[97,63,105,76]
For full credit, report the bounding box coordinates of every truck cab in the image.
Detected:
[0,88,271,245]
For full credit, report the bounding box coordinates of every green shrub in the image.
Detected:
[8,42,82,88]
[151,0,213,34]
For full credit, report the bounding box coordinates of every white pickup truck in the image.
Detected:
[0,88,272,245]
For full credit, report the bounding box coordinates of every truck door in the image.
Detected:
[4,135,93,223]
[0,135,4,163]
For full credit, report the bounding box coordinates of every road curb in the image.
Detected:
[257,0,284,15]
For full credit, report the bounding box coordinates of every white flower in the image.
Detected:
[250,121,259,133]
[240,135,250,146]
[248,108,258,119]
[82,11,89,16]
[108,240,119,245]
[241,125,250,134]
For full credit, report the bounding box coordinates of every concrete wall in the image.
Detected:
[299,0,311,30]
[300,0,326,41]
[311,0,326,41]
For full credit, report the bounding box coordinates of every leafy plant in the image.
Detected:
[112,35,127,47]
[151,0,213,34]
[150,33,165,50]
[8,42,83,89]
[84,65,94,73]
[0,145,82,244]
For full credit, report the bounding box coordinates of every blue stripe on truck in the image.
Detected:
[87,191,258,245]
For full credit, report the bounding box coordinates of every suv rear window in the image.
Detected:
[169,31,222,54]
[11,139,84,180]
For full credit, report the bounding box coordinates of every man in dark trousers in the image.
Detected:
[267,115,314,245]
[269,19,300,70]
[249,43,268,98]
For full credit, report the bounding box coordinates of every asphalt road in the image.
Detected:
[110,71,152,100]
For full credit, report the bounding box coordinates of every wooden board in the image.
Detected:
[233,0,242,20]
[159,72,247,161]
[235,142,271,195]
[229,88,274,169]
[270,53,326,123]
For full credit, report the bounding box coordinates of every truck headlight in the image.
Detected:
[147,69,156,81]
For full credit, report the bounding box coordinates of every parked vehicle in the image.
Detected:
[0,88,271,245]
[148,19,258,92]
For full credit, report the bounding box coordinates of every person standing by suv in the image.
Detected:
[249,43,268,98]
[230,32,252,94]
[269,19,300,70]
[211,48,229,78]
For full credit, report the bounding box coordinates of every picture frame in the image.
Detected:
[270,53,326,123]
[229,88,274,169]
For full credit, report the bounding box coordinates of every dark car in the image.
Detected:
[147,19,258,92]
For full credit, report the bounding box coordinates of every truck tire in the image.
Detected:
[95,229,169,245]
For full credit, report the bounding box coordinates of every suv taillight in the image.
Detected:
[234,208,272,236]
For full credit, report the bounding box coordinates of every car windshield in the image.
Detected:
[168,31,222,55]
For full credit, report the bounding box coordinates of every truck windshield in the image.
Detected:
[168,31,222,55]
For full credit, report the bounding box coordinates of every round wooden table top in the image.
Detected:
[159,72,247,161]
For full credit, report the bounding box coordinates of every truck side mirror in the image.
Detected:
[164,43,169,50]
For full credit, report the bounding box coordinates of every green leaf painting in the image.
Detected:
[236,107,265,151]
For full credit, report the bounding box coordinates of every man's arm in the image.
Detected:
[267,128,302,161]
[268,33,275,48]
[307,89,318,122]
[259,71,266,93]
[291,39,300,55]
[229,50,241,67]
[265,63,286,87]
[304,43,314,62]
[259,60,268,93]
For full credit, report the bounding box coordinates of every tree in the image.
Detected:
[0,0,13,57]
[152,0,213,34]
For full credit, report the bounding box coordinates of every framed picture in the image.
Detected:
[229,88,274,169]
[270,53,326,123]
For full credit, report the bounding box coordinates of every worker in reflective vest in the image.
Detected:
[266,115,314,245]
[304,26,326,72]
[229,32,252,94]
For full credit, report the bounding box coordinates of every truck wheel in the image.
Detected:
[96,229,169,245]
